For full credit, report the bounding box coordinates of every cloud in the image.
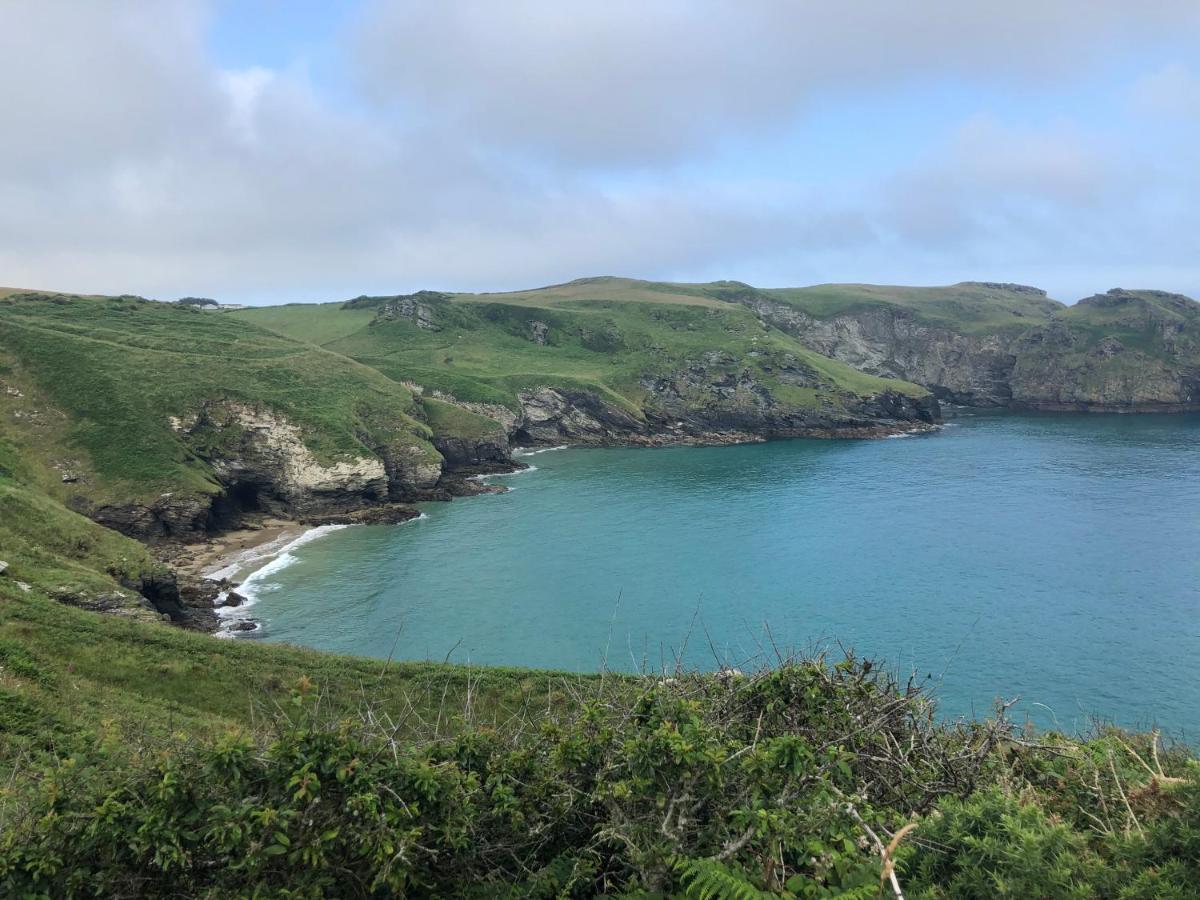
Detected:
[1128,63,1200,119]
[0,1,1197,303]
[351,0,1200,165]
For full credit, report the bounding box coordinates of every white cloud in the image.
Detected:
[352,0,1200,165]
[0,1,1197,303]
[1128,63,1200,119]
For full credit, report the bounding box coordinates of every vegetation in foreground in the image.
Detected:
[2,278,1199,896]
[0,579,1196,899]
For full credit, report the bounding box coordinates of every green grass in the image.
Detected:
[420,397,507,442]
[229,301,376,344]
[765,282,1066,333]
[0,444,162,598]
[0,577,585,749]
[239,290,930,422]
[453,275,731,309]
[0,294,437,506]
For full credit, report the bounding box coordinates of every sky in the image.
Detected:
[1,1,1198,305]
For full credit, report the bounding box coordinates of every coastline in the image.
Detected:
[144,425,938,636]
[169,518,311,582]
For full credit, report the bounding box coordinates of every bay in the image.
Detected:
[241,411,1200,737]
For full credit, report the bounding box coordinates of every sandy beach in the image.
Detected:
[169,517,312,584]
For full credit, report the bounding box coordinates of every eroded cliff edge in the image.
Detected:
[726,284,1200,412]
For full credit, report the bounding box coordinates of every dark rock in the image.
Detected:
[373,294,443,330]
[221,590,248,607]
[440,477,508,497]
[49,586,162,622]
[301,503,422,526]
[229,620,258,632]
[87,492,213,541]
[432,433,510,468]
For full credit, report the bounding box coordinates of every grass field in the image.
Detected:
[765,282,1067,333]
[0,294,437,507]
[2,281,1199,895]
[237,288,931,422]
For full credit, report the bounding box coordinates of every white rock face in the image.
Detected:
[182,402,395,513]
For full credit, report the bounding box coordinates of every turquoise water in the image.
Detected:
[243,412,1200,737]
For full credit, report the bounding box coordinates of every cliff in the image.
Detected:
[721,282,1200,411]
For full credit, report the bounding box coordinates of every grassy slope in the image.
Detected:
[765,281,1066,333]
[236,283,930,427]
[1059,290,1200,358]
[420,396,508,442]
[0,293,437,507]
[456,275,732,309]
[0,576,579,750]
[0,439,162,598]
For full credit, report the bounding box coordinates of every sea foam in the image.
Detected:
[513,445,569,457]
[215,524,352,632]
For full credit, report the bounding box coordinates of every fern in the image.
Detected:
[675,857,772,900]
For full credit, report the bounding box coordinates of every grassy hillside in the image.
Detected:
[0,573,564,749]
[456,275,732,309]
[1,582,1196,897]
[764,281,1066,334]
[0,437,163,604]
[1,280,1198,895]
[236,285,930,422]
[0,292,437,510]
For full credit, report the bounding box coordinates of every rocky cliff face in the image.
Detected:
[736,295,1020,406]
[1006,292,1200,412]
[92,401,442,540]
[733,288,1200,411]
[506,373,937,447]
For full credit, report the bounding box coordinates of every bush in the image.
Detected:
[1,659,1197,897]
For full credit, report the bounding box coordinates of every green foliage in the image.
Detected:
[0,629,1196,897]
[902,789,1093,898]
[0,294,435,505]
[0,661,963,896]
[676,858,774,899]
[241,286,928,428]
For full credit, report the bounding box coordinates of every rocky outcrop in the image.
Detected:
[432,433,510,467]
[368,441,443,497]
[180,402,393,521]
[49,585,164,624]
[345,290,451,329]
[515,387,650,444]
[736,295,1019,406]
[730,288,1200,411]
[509,368,938,448]
[379,296,440,330]
[88,492,215,540]
[637,360,938,440]
[91,402,444,540]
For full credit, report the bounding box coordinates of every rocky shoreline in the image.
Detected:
[61,375,941,637]
[139,467,524,634]
[133,420,945,635]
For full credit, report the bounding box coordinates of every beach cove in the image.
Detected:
[213,411,1200,737]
